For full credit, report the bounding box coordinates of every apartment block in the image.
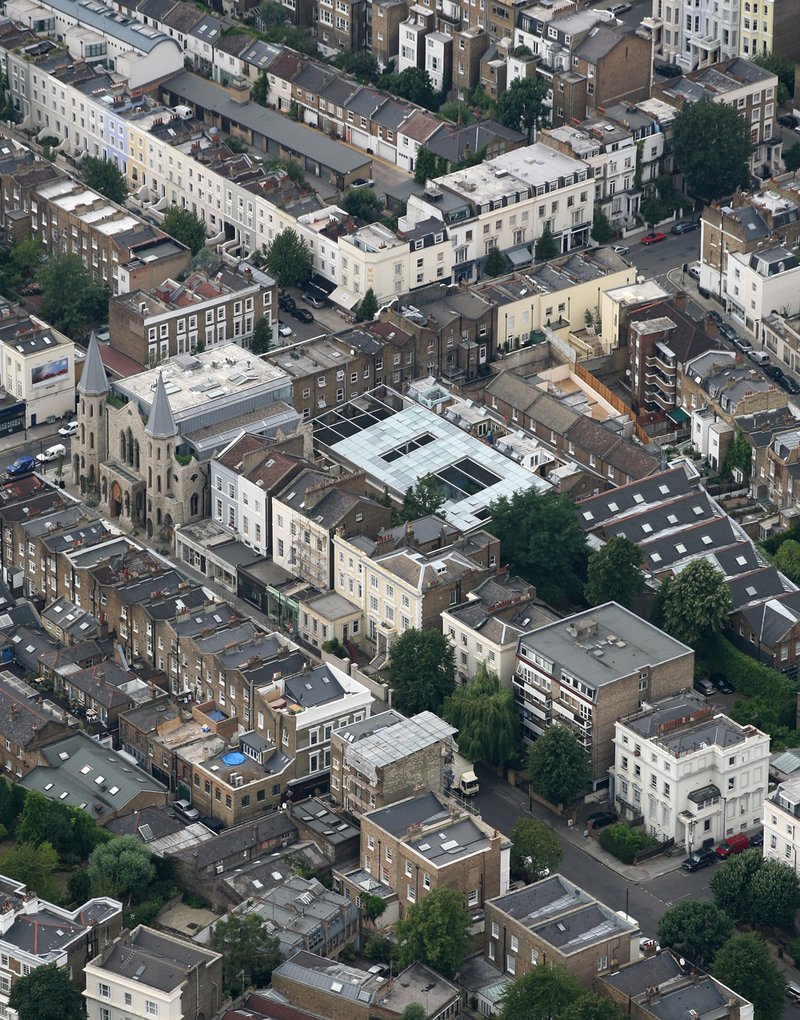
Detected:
[0,312,75,428]
[764,776,800,874]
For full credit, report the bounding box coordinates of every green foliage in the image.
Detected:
[395,887,471,978]
[361,892,388,924]
[400,1006,427,1020]
[535,226,558,261]
[163,206,206,255]
[15,791,103,865]
[499,964,583,1020]
[713,933,787,1020]
[82,156,128,203]
[590,208,614,244]
[255,4,316,54]
[341,188,384,222]
[333,50,380,84]
[263,228,312,289]
[467,83,495,113]
[388,628,456,715]
[401,474,446,520]
[362,934,395,961]
[438,100,475,125]
[773,539,800,583]
[657,901,733,968]
[38,253,108,337]
[585,537,644,609]
[382,67,437,109]
[212,912,284,995]
[661,559,731,646]
[496,77,550,143]
[355,287,379,322]
[785,142,800,175]
[710,848,764,923]
[640,190,667,228]
[559,994,626,1020]
[87,835,156,903]
[489,488,589,604]
[251,316,272,355]
[67,869,91,906]
[0,842,58,900]
[414,146,449,184]
[483,245,511,278]
[528,725,591,807]
[0,237,43,300]
[269,157,308,189]
[8,963,85,1020]
[598,824,656,865]
[722,429,752,480]
[252,70,268,106]
[752,52,794,102]
[442,663,521,766]
[673,99,751,203]
[510,817,563,882]
[321,637,348,658]
[751,859,800,931]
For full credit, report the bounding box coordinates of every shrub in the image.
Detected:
[599,823,657,864]
[788,936,800,967]
[363,935,395,962]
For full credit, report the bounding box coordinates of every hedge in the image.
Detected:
[599,824,656,865]
[699,634,796,701]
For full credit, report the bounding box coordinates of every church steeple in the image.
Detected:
[145,371,178,439]
[77,331,109,397]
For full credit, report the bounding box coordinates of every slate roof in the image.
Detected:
[145,371,178,439]
[172,812,298,868]
[98,927,218,992]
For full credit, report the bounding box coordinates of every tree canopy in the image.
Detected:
[340,188,384,223]
[710,848,764,923]
[9,963,85,1020]
[585,537,644,609]
[395,887,471,978]
[0,842,58,901]
[489,489,589,604]
[87,835,156,903]
[713,933,786,1020]
[443,663,520,766]
[38,253,108,338]
[660,559,731,646]
[355,288,379,322]
[785,142,800,177]
[162,206,207,255]
[510,817,563,882]
[82,156,128,203]
[499,964,583,1020]
[401,474,446,521]
[673,99,751,203]
[657,901,733,968]
[251,317,272,355]
[590,209,614,244]
[388,628,456,714]
[773,539,800,583]
[382,68,437,109]
[496,77,550,143]
[263,228,313,289]
[750,858,800,932]
[414,146,449,184]
[752,52,794,102]
[212,912,284,995]
[483,245,511,278]
[528,725,591,807]
[535,226,558,262]
[332,50,380,85]
[722,429,752,480]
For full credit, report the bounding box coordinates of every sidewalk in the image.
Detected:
[0,418,66,459]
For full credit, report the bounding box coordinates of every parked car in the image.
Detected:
[36,443,66,464]
[654,62,683,78]
[715,833,750,858]
[682,847,717,871]
[780,374,800,394]
[350,177,375,189]
[779,115,800,129]
[171,799,200,823]
[750,829,764,847]
[671,220,700,234]
[290,307,314,323]
[5,455,35,478]
[277,321,293,338]
[611,244,629,255]
[707,309,724,325]
[199,815,225,834]
[641,232,666,245]
[719,322,737,341]
[58,420,78,437]
[303,291,328,309]
[710,673,734,694]
[607,2,631,13]
[688,262,701,280]
[586,810,618,830]
[764,364,784,381]
[278,294,296,312]
[693,676,716,697]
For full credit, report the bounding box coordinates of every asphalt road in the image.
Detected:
[0,432,72,474]
[622,226,702,282]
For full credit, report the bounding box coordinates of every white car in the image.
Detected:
[350,177,375,189]
[36,443,66,464]
[688,262,701,280]
[58,420,78,437]
[277,321,293,338]
[612,244,630,255]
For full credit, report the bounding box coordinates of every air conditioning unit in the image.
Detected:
[215,863,223,874]
[231,774,244,788]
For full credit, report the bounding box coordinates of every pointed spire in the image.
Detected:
[145,371,178,440]
[77,331,109,397]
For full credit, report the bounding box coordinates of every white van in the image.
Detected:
[36,443,66,464]
[747,350,770,365]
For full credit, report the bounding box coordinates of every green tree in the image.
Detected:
[639,190,666,228]
[333,50,380,84]
[361,892,388,925]
[263,228,313,289]
[388,628,456,714]
[15,790,51,845]
[713,933,786,1020]
[252,70,268,106]
[383,68,436,108]
[661,559,731,646]
[753,52,794,102]
[722,429,752,480]
[413,146,449,184]
[8,963,85,1020]
[341,188,384,222]
[774,539,800,583]
[510,817,563,882]
[535,226,558,261]
[212,912,283,995]
[785,142,800,177]
[496,77,550,143]
[483,245,510,277]
[259,0,289,24]
[162,206,207,255]
[585,537,644,609]
[750,859,800,932]
[442,663,521,766]
[489,488,589,604]
[395,887,471,978]
[401,474,446,520]
[499,964,583,1020]
[439,100,475,125]
[560,994,627,1020]
[528,724,591,807]
[400,1006,427,1020]
[673,99,751,204]
[590,208,614,244]
[87,835,156,904]
[251,316,272,355]
[710,848,763,923]
[657,901,733,968]
[38,253,108,337]
[355,287,379,322]
[0,842,58,900]
[82,156,128,203]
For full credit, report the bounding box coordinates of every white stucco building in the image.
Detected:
[725,247,800,341]
[764,776,800,873]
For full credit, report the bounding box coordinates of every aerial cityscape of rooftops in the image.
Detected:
[0,0,798,1016]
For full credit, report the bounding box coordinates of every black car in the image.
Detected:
[682,847,717,871]
[719,322,737,341]
[586,810,618,830]
[780,374,800,395]
[291,307,314,323]
[710,672,734,694]
[707,309,724,326]
[779,115,799,129]
[671,220,700,234]
[764,364,784,381]
[654,62,683,78]
[279,294,296,312]
[750,829,764,847]
[199,815,225,834]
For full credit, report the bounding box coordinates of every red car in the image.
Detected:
[641,232,667,245]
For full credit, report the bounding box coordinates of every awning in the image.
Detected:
[667,407,690,424]
[688,783,720,803]
[508,246,533,267]
[311,273,336,295]
[329,286,360,311]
